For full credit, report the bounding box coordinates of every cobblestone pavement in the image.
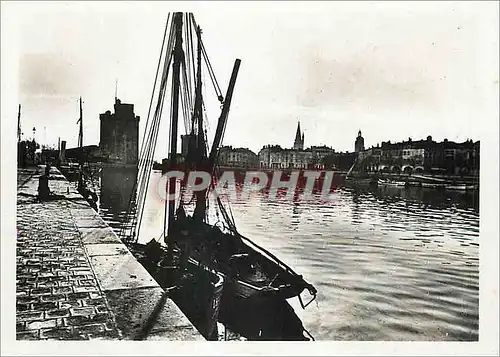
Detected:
[16,166,121,340]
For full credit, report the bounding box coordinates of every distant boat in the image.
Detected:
[421,182,446,189]
[445,184,478,191]
[412,174,447,183]
[345,176,378,187]
[378,179,406,187]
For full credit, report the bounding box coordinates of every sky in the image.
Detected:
[1,1,499,158]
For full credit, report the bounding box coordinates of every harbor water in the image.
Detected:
[95,167,479,341]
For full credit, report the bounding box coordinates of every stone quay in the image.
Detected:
[16,166,203,341]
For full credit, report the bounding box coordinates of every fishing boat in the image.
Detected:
[378,178,406,187]
[445,184,478,191]
[421,182,446,189]
[345,176,378,187]
[343,158,379,187]
[121,12,316,340]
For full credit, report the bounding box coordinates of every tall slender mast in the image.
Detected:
[166,12,184,246]
[208,59,241,168]
[78,97,83,148]
[192,24,207,221]
[194,59,241,220]
[17,104,21,143]
[195,25,205,161]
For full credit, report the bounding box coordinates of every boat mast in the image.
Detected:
[166,12,184,246]
[78,97,83,148]
[193,58,241,220]
[17,104,21,143]
[346,157,356,178]
[195,25,206,162]
[192,24,208,221]
[208,59,241,168]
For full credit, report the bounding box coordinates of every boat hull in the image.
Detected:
[218,292,311,341]
[378,179,406,187]
[421,182,446,189]
[168,217,316,303]
[127,240,313,341]
[445,184,478,191]
[127,241,224,340]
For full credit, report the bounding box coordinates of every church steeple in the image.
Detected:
[293,121,304,150]
[295,122,301,141]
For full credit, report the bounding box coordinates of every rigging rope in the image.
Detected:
[184,13,192,103]
[142,15,171,157]
[123,12,234,246]
[179,63,190,135]
[136,31,174,213]
[188,14,196,99]
[189,12,222,102]
[122,17,176,242]
[200,39,223,102]
[119,15,170,239]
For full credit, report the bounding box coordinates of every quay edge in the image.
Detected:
[16,165,204,341]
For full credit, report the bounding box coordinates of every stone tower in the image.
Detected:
[99,98,140,165]
[355,130,365,152]
[293,121,304,150]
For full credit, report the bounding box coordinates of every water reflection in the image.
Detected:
[97,168,313,340]
[98,167,137,231]
[228,182,479,341]
[95,170,479,341]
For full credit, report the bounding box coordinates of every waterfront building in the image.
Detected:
[259,146,314,169]
[65,145,101,163]
[99,98,140,166]
[357,135,480,175]
[258,124,335,169]
[321,151,357,171]
[218,146,259,168]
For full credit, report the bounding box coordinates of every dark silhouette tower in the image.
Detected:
[355,130,365,152]
[99,98,140,166]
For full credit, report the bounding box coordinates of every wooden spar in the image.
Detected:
[195,25,206,161]
[166,12,184,249]
[191,24,207,221]
[346,156,356,178]
[193,58,241,220]
[17,104,21,143]
[208,59,241,168]
[78,97,83,148]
